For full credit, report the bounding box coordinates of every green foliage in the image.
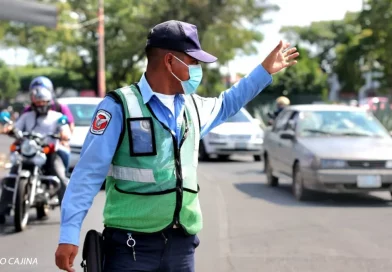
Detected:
[262,47,328,96]
[0,60,20,100]
[15,66,89,92]
[0,0,277,94]
[280,0,392,93]
[358,0,392,88]
[197,67,227,97]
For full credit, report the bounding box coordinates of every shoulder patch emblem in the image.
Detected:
[90,109,112,135]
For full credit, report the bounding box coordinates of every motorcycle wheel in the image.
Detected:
[14,178,30,232]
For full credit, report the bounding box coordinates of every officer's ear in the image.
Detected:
[164,53,175,74]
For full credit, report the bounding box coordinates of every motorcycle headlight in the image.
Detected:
[320,159,347,169]
[21,140,39,157]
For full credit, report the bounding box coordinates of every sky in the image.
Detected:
[0,0,363,78]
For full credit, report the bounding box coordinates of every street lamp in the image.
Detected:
[97,0,106,98]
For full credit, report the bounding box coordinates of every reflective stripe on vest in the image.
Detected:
[119,86,143,117]
[107,164,156,183]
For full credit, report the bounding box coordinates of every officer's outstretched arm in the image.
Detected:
[59,96,123,247]
[192,64,272,138]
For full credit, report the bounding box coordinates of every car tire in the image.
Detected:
[199,140,210,161]
[254,155,262,162]
[265,156,278,187]
[217,155,230,161]
[292,163,311,201]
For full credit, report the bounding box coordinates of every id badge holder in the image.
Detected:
[127,117,157,156]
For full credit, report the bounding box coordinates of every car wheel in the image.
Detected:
[198,140,210,161]
[217,155,230,161]
[0,214,5,224]
[265,156,278,187]
[254,155,261,162]
[292,163,311,201]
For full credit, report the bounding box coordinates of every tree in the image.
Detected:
[263,47,328,96]
[0,60,20,101]
[0,0,278,95]
[280,12,369,93]
[358,0,392,89]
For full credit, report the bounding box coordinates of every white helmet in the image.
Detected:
[30,86,53,115]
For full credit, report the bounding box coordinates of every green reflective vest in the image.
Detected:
[103,84,202,235]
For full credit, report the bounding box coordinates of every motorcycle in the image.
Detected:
[0,111,68,231]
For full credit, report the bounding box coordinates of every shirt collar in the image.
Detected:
[138,73,185,104]
[138,73,155,104]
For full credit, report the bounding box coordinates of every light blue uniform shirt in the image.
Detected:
[59,64,272,245]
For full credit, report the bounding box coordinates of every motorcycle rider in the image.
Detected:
[23,76,74,171]
[0,86,71,223]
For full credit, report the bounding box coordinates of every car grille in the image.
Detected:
[230,135,252,140]
[347,160,386,169]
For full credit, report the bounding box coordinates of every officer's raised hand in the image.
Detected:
[262,40,299,74]
[55,244,78,272]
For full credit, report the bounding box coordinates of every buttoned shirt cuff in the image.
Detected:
[59,224,81,246]
[248,64,273,89]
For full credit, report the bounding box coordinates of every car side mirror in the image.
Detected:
[280,131,295,140]
[287,120,295,130]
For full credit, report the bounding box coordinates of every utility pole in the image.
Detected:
[97,0,106,97]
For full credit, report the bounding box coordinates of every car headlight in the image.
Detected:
[385,161,392,168]
[320,159,347,169]
[21,140,39,157]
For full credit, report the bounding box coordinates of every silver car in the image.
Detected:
[263,104,392,201]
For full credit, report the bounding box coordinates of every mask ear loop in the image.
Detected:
[170,54,189,82]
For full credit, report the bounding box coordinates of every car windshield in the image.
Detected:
[297,110,389,138]
[226,110,250,123]
[67,104,98,127]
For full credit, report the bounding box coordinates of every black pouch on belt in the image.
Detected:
[80,229,104,272]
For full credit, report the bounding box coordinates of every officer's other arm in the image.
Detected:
[194,64,272,138]
[59,96,123,246]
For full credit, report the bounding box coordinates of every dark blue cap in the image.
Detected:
[146,20,217,63]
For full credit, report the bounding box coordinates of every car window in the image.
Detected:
[273,110,292,132]
[297,110,390,137]
[67,104,99,127]
[283,111,299,131]
[226,110,251,123]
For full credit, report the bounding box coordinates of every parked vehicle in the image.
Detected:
[0,112,67,231]
[57,97,102,174]
[263,104,392,201]
[199,108,264,161]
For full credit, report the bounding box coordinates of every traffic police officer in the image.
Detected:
[55,20,299,272]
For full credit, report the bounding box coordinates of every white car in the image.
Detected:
[199,108,264,161]
[57,97,103,174]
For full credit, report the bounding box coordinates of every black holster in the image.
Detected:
[80,229,105,272]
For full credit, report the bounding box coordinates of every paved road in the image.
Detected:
[0,135,11,169]
[1,150,392,271]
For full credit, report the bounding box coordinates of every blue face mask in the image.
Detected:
[171,56,203,95]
